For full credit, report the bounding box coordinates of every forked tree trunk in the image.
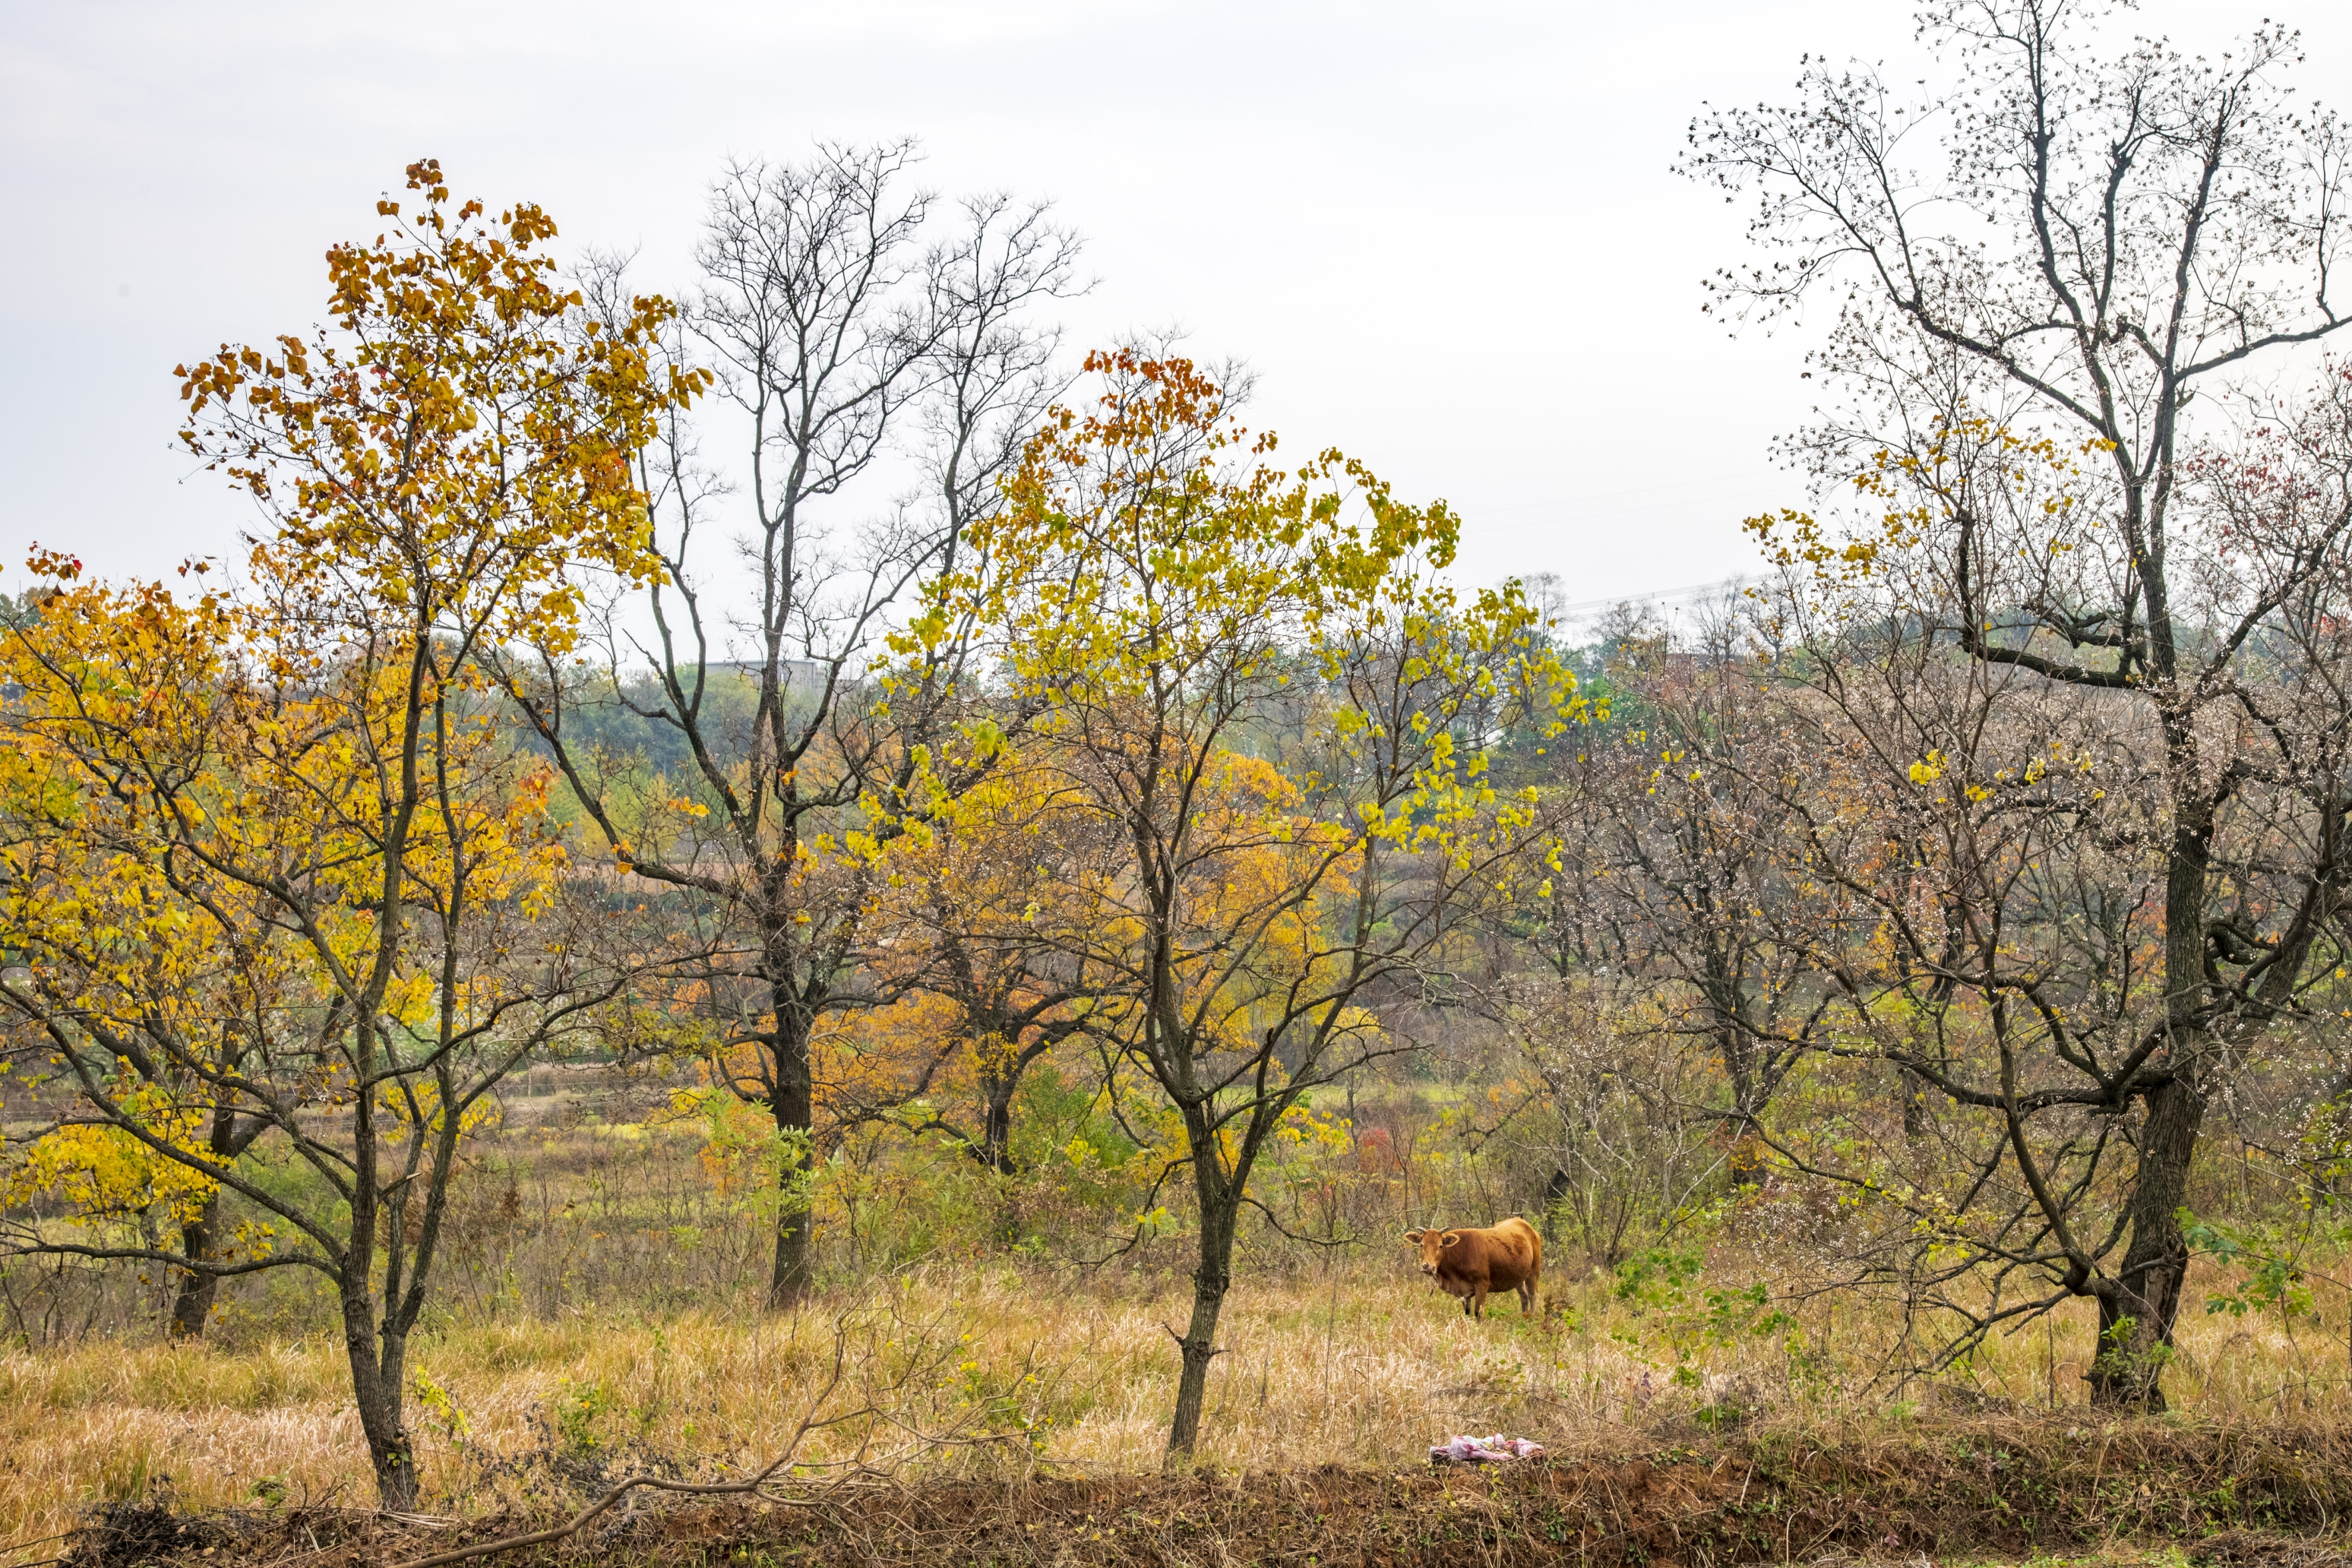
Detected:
[2084,733,2221,1410]
[342,1282,419,1510]
[2088,1074,2206,1409]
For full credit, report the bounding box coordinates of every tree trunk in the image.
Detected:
[1897,1065,1929,1142]
[342,1282,418,1510]
[1541,1168,1573,1244]
[980,1085,1016,1176]
[167,1107,261,1339]
[2087,727,2220,1410]
[2088,1073,2205,1409]
[168,1192,222,1339]
[767,1008,817,1310]
[981,1085,1024,1247]
[1166,1178,1237,1459]
[1721,1023,1767,1186]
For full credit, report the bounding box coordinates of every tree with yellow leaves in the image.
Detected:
[0,679,280,1340]
[832,753,1107,1182]
[934,349,1577,1456]
[0,161,697,1508]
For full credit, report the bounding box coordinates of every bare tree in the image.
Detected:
[1485,971,1730,1268]
[1686,0,2352,1405]
[1563,603,1818,1146]
[495,143,1082,1307]
[1726,384,2352,1405]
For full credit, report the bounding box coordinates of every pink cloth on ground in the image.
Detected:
[1428,1434,1545,1464]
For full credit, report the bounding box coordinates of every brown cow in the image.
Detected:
[1403,1217,1541,1318]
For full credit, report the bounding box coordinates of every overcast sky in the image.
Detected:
[5,0,2346,615]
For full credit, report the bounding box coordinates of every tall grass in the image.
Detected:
[5,1250,2348,1566]
[3,1067,1469,1349]
[7,1067,2350,1564]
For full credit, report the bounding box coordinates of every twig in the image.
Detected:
[1159,1320,1228,1358]
[385,1290,1021,1568]
[387,1464,874,1568]
[1240,1193,1360,1250]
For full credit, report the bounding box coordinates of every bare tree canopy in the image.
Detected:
[493,141,1085,1307]
[1687,0,2352,1405]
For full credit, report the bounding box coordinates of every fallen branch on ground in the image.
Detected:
[391,1294,1017,1568]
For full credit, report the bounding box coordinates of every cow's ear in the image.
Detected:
[1440,1231,1462,1247]
[1403,1229,1424,1244]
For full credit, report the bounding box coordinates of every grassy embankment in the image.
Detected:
[7,1250,2352,1565]
[7,1081,2350,1566]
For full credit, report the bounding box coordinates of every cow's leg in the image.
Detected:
[1471,1285,1488,1319]
[1520,1278,1537,1315]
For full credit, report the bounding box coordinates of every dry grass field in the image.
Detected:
[5,1249,2350,1565]
[7,1085,2351,1566]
